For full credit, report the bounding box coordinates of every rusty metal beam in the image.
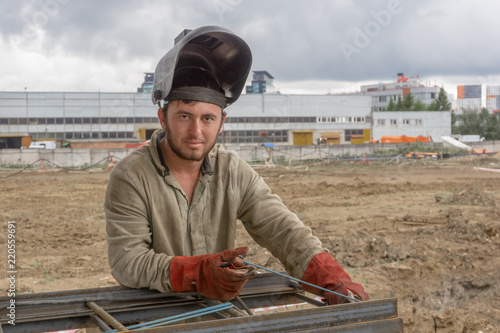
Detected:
[143,298,400,332]
[0,274,402,333]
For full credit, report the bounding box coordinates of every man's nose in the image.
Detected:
[188,118,202,136]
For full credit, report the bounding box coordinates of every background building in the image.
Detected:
[486,85,500,113]
[372,111,451,141]
[246,71,276,94]
[457,84,482,110]
[0,89,452,149]
[348,73,442,111]
[137,73,154,93]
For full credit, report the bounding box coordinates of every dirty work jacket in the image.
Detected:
[105,129,325,293]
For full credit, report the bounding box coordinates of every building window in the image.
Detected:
[403,119,410,125]
[377,119,385,125]
[345,129,364,142]
[416,119,423,125]
[83,118,91,124]
[390,119,398,125]
[74,118,82,124]
[47,118,55,124]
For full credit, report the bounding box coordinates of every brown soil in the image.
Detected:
[1,156,500,332]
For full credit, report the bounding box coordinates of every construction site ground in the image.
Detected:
[1,155,499,332]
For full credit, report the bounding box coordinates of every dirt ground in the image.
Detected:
[1,155,499,332]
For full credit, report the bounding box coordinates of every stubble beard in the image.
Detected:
[165,121,219,162]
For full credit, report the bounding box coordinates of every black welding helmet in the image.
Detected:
[152,26,252,108]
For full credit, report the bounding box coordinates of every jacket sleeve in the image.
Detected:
[105,166,173,293]
[235,160,327,279]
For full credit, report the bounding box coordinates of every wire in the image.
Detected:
[104,302,234,332]
[241,259,361,303]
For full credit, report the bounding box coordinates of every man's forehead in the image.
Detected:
[169,100,223,114]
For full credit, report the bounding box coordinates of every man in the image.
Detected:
[105,26,368,304]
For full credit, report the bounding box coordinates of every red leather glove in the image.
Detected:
[301,252,369,305]
[169,247,257,301]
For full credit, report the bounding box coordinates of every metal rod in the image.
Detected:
[129,303,234,330]
[86,301,128,332]
[235,296,254,316]
[105,302,234,333]
[241,259,361,303]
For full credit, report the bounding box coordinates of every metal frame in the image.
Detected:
[0,273,402,333]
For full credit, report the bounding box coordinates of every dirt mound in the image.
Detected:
[435,185,497,206]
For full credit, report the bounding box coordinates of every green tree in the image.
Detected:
[456,108,500,140]
[412,99,426,111]
[396,96,404,111]
[428,87,451,111]
[451,111,459,134]
[403,92,414,110]
[386,98,396,111]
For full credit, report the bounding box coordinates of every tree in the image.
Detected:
[412,99,426,111]
[396,96,404,111]
[386,98,397,111]
[456,108,500,140]
[428,87,451,111]
[451,111,459,134]
[402,92,414,110]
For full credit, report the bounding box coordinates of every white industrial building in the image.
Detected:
[0,91,451,148]
[372,111,451,141]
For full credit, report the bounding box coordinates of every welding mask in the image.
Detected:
[152,25,252,108]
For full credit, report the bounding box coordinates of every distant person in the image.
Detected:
[105,26,368,304]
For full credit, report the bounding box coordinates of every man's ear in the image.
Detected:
[219,111,226,134]
[158,107,167,130]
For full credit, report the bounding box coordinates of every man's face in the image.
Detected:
[162,100,224,162]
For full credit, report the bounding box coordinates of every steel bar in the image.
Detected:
[235,296,254,316]
[105,303,234,332]
[205,299,248,318]
[86,302,127,332]
[142,298,400,333]
[0,274,401,333]
[242,259,360,302]
[90,314,113,332]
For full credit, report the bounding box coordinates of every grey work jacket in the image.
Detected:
[105,129,325,293]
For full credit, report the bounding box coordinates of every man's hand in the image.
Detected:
[169,247,257,301]
[301,252,369,305]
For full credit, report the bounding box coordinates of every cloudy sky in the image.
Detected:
[1,0,500,98]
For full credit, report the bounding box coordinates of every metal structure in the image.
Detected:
[0,273,402,332]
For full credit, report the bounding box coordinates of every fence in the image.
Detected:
[1,141,499,168]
